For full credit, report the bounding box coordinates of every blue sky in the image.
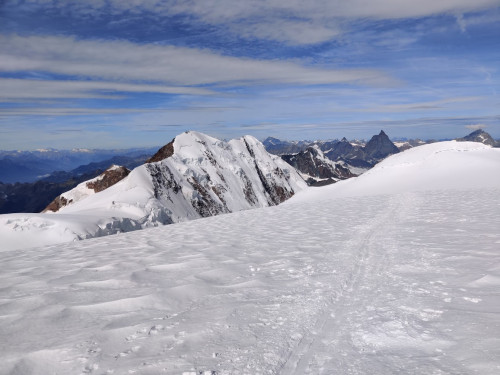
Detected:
[0,0,499,149]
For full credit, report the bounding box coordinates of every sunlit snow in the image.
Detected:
[0,141,499,374]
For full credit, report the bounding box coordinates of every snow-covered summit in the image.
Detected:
[0,131,306,251]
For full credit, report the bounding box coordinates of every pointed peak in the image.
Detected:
[341,137,349,142]
[379,130,387,137]
[469,129,487,136]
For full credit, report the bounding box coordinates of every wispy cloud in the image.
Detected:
[10,0,500,45]
[465,123,486,130]
[0,34,395,87]
[0,78,215,102]
[360,97,482,113]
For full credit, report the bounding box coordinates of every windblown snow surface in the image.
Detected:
[1,141,500,374]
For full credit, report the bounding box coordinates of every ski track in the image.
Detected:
[0,189,499,374]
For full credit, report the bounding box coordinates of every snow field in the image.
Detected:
[1,187,499,374]
[0,140,499,374]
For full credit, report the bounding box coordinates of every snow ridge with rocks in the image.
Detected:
[0,131,306,251]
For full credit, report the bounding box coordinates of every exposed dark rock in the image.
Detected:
[147,139,175,163]
[282,146,356,186]
[146,162,182,202]
[240,171,258,205]
[86,166,130,193]
[43,196,71,213]
[188,176,228,217]
[42,166,130,213]
[244,138,295,205]
[456,129,498,147]
[364,130,400,160]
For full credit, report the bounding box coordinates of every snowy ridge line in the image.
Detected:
[0,131,307,251]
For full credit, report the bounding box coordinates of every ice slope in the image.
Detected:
[0,132,306,251]
[0,140,499,374]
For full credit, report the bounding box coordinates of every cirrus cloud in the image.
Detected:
[0,34,395,88]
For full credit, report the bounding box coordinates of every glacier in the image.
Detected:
[0,140,499,374]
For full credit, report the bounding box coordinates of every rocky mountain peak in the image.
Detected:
[457,129,497,147]
[364,130,399,159]
[86,165,130,193]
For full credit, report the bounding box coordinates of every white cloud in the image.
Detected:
[0,35,394,87]
[0,78,215,102]
[237,19,341,45]
[360,97,482,113]
[12,0,500,45]
[465,123,486,130]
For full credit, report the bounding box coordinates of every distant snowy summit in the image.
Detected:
[0,131,306,250]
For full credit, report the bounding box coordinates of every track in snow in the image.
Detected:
[280,193,408,374]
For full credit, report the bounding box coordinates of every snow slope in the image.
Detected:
[0,132,306,251]
[0,140,499,374]
[291,140,500,203]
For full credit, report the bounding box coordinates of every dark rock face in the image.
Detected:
[86,166,130,193]
[282,146,356,186]
[323,139,371,167]
[43,196,71,213]
[146,162,182,201]
[147,139,175,163]
[188,175,228,217]
[244,139,295,205]
[42,166,130,212]
[324,138,355,160]
[364,130,400,160]
[457,130,498,147]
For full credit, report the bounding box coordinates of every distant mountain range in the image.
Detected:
[271,130,400,185]
[0,154,151,214]
[0,147,157,183]
[0,129,497,215]
[263,129,499,186]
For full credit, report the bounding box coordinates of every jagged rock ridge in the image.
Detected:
[276,130,400,182]
[282,146,356,186]
[43,165,130,212]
